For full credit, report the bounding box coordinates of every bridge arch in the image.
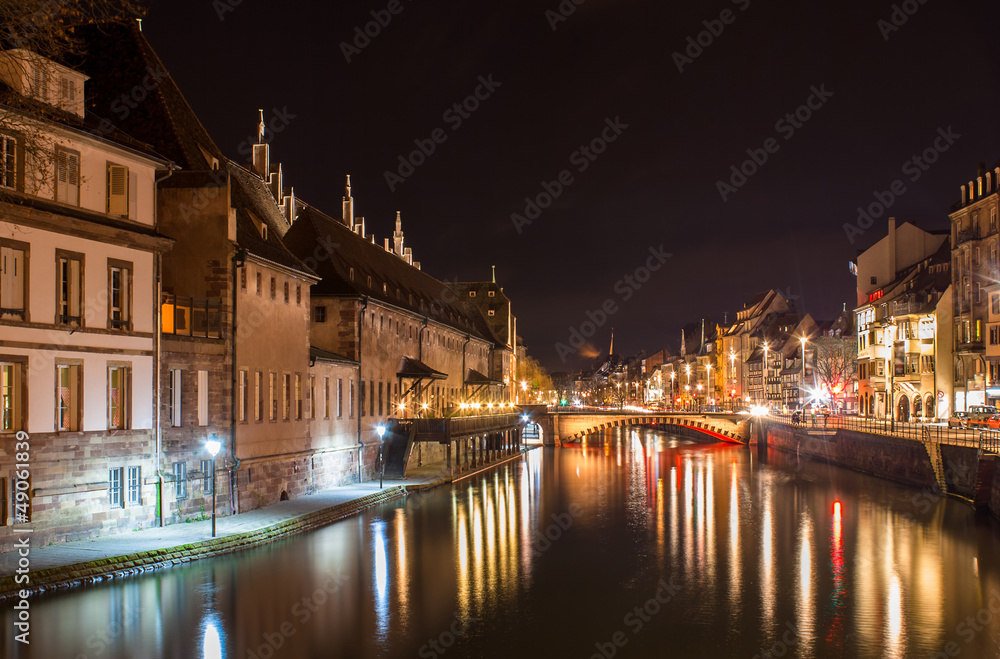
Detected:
[558,415,747,445]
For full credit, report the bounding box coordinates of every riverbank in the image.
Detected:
[0,465,452,602]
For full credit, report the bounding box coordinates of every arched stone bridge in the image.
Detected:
[520,408,750,446]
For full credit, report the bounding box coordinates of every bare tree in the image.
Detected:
[812,336,856,408]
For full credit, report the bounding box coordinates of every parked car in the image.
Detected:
[948,411,970,428]
[966,405,998,428]
[987,414,1000,431]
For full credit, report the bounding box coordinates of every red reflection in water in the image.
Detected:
[827,500,845,648]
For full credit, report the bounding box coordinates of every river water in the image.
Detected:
[5,427,1000,658]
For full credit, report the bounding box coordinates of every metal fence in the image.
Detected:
[769,411,1000,451]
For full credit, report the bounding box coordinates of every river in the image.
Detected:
[5,427,1000,658]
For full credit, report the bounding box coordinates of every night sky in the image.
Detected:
[142,0,1000,372]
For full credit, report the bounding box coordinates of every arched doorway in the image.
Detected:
[913,395,922,419]
[925,394,935,419]
[897,396,910,422]
[523,422,544,445]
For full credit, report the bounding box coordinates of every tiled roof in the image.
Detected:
[283,202,498,344]
[72,22,226,171]
[228,162,314,277]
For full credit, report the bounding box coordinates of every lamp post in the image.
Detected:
[762,342,769,407]
[800,336,808,409]
[520,380,528,405]
[670,371,676,410]
[376,424,386,488]
[705,363,712,411]
[205,439,221,538]
[696,383,703,412]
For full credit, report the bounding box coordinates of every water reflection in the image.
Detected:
[9,428,1000,658]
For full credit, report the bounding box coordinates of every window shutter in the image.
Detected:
[1,247,24,311]
[197,370,208,426]
[68,259,80,317]
[107,164,128,215]
[128,171,137,219]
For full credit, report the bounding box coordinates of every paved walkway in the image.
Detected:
[0,465,449,578]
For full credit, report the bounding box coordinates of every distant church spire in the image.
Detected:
[257,108,265,143]
[681,329,686,357]
[491,265,496,283]
[609,328,614,357]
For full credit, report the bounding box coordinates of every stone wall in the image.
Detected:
[766,424,985,497]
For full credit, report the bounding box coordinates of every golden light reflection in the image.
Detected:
[760,485,775,630]
[395,508,409,619]
[796,510,814,655]
[728,462,741,612]
[886,574,905,658]
[373,520,389,638]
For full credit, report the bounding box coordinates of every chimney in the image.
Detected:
[384,238,390,251]
[342,175,354,227]
[252,143,269,179]
[888,217,896,279]
[962,184,967,205]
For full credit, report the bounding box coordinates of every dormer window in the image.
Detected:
[488,291,495,297]
[469,291,476,297]
[0,50,91,118]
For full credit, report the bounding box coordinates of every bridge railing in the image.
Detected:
[768,411,1000,448]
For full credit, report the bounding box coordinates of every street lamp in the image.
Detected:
[670,371,676,409]
[705,363,711,410]
[762,342,769,407]
[520,380,528,404]
[376,424,386,488]
[799,336,808,409]
[204,439,221,538]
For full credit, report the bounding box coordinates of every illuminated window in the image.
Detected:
[108,365,130,430]
[56,363,80,431]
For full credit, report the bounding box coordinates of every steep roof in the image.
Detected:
[283,202,498,343]
[72,21,225,171]
[228,161,314,277]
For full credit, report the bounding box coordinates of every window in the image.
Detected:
[992,207,998,233]
[876,361,884,376]
[270,277,276,299]
[360,380,366,417]
[284,281,289,304]
[488,310,495,316]
[201,459,213,493]
[469,291,476,297]
[256,272,262,295]
[127,466,141,506]
[0,242,26,320]
[283,373,291,420]
[1,359,25,432]
[314,306,327,323]
[174,462,187,499]
[870,276,877,285]
[57,252,83,325]
[350,380,355,418]
[109,468,123,508]
[108,365,130,430]
[1,134,18,190]
[107,163,129,216]
[240,268,247,290]
[167,369,182,426]
[994,294,1000,317]
[296,284,301,305]
[370,381,375,417]
[56,363,80,431]
[309,376,316,419]
[108,260,131,330]
[488,290,495,297]
[239,370,248,422]
[269,372,277,421]
[197,370,208,426]
[55,147,80,205]
[378,381,383,417]
[295,374,303,420]
[336,378,342,418]
[255,371,263,421]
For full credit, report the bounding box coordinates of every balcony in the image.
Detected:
[161,294,222,338]
[956,229,977,246]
